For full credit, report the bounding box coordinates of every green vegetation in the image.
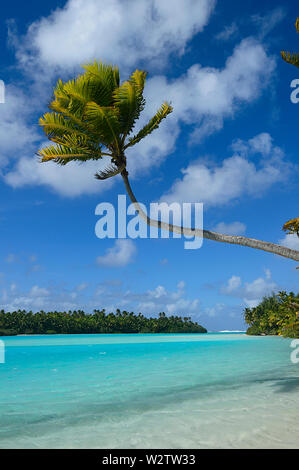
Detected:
[0,309,207,335]
[244,291,299,338]
[0,329,17,336]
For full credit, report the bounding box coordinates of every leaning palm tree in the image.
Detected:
[37,61,299,262]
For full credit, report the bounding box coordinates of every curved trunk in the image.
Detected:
[121,170,299,262]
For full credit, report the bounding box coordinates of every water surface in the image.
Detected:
[0,333,298,448]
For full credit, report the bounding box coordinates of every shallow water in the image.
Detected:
[0,333,298,448]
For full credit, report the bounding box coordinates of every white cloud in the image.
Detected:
[29,285,50,297]
[15,0,215,73]
[93,278,200,316]
[96,239,136,267]
[10,283,17,292]
[3,5,278,198]
[222,275,242,294]
[215,22,238,41]
[76,282,88,292]
[264,268,271,280]
[0,86,40,168]
[5,253,18,264]
[2,283,79,311]
[160,133,290,207]
[147,285,167,299]
[279,234,299,251]
[4,156,115,197]
[212,221,246,235]
[138,281,199,315]
[231,132,280,158]
[221,271,277,308]
[204,303,226,317]
[251,7,286,40]
[127,40,276,175]
[0,277,201,317]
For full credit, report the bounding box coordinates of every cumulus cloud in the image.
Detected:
[14,0,215,73]
[29,285,50,297]
[279,234,299,251]
[2,283,81,312]
[160,133,291,207]
[215,22,238,41]
[1,277,201,316]
[0,86,40,168]
[136,280,199,315]
[222,275,242,294]
[91,278,200,316]
[126,38,276,176]
[251,7,286,40]
[204,303,226,318]
[221,270,277,308]
[4,156,115,197]
[96,239,136,267]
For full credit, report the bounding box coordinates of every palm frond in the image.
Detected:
[37,141,104,165]
[129,69,148,92]
[95,163,124,180]
[84,102,120,151]
[82,60,120,104]
[125,102,173,149]
[48,99,102,144]
[113,78,145,139]
[281,51,299,68]
[39,112,87,140]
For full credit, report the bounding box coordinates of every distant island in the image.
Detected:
[0,309,207,336]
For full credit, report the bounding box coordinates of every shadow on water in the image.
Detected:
[1,371,299,443]
[255,376,299,394]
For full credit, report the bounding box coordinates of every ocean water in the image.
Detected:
[0,333,298,449]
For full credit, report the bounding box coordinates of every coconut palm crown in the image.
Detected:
[38,61,172,179]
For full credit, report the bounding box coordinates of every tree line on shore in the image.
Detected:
[0,309,207,336]
[244,291,299,338]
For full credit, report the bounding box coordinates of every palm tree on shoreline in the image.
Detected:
[37,61,299,262]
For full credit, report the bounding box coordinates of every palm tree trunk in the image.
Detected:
[121,170,299,262]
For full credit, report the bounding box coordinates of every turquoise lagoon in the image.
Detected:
[0,333,298,448]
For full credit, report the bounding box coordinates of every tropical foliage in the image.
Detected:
[244,291,299,338]
[0,309,207,336]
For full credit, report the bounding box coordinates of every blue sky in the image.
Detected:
[0,0,298,331]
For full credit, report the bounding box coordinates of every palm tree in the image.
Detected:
[37,61,299,262]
